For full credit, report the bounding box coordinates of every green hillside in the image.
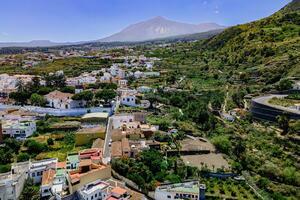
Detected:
[150,0,300,92]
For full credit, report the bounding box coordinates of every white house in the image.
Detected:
[2,119,36,139]
[145,62,153,70]
[0,162,29,200]
[154,181,206,200]
[29,158,58,184]
[137,86,152,93]
[111,114,135,129]
[118,79,128,88]
[110,64,119,76]
[118,69,126,79]
[45,90,85,109]
[134,71,144,79]
[100,73,112,83]
[40,169,56,198]
[78,180,110,200]
[120,93,136,107]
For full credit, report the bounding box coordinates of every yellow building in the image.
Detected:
[75,127,106,146]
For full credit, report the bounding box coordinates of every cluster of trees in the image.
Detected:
[9,73,117,107]
[72,89,116,106]
[112,150,197,192]
[9,74,67,105]
[0,138,22,172]
[146,90,223,131]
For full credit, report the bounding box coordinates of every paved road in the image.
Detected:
[102,97,120,164]
[253,94,300,115]
[103,117,113,164]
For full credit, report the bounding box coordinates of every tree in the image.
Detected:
[37,86,53,95]
[44,73,66,88]
[211,135,231,154]
[60,86,75,94]
[276,114,289,134]
[24,140,48,154]
[64,132,75,147]
[4,138,21,153]
[277,79,292,91]
[17,153,30,162]
[72,90,94,101]
[9,91,30,105]
[30,93,46,106]
[16,79,25,92]
[95,89,116,102]
[47,138,54,146]
[27,76,40,93]
[0,148,13,164]
[19,179,40,200]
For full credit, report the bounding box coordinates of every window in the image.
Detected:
[167,195,171,199]
[95,193,97,197]
[32,172,35,177]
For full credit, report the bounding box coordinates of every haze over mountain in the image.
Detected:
[0,40,80,48]
[100,16,225,42]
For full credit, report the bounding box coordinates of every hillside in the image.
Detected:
[151,0,300,91]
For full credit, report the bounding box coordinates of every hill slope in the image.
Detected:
[154,0,300,89]
[100,16,225,42]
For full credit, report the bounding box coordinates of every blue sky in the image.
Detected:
[0,0,292,42]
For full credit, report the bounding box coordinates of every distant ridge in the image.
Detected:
[0,17,225,48]
[0,40,80,48]
[99,16,225,42]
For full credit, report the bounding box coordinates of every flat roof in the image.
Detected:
[67,155,79,163]
[82,182,109,195]
[158,182,199,194]
[82,112,109,119]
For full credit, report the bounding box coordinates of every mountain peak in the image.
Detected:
[152,16,166,20]
[100,17,225,42]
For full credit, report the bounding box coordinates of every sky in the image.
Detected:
[0,0,292,42]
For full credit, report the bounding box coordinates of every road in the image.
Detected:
[103,97,120,164]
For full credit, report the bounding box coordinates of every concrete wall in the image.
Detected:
[68,165,111,194]
[75,131,105,146]
[251,100,300,122]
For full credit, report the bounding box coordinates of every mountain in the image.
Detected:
[0,40,76,48]
[99,16,225,42]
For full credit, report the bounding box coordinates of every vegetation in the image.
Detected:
[112,150,198,192]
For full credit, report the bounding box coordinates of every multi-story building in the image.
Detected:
[29,158,58,184]
[2,119,36,139]
[0,162,29,200]
[78,180,110,200]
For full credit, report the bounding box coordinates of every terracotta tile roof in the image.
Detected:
[42,169,55,186]
[107,197,118,200]
[57,161,66,169]
[111,141,122,157]
[44,90,73,100]
[111,187,127,195]
[79,159,92,167]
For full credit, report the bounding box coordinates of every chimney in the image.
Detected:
[199,184,206,200]
[0,120,3,144]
